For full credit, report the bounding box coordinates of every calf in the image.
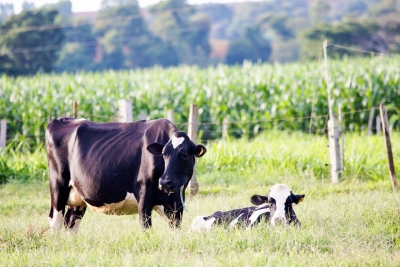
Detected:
[191,184,305,231]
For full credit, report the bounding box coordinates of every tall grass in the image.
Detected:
[1,131,399,185]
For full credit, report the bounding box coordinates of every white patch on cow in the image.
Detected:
[87,192,139,215]
[49,209,64,230]
[190,216,216,232]
[269,184,291,225]
[153,205,171,223]
[247,208,270,228]
[229,213,244,227]
[171,136,184,149]
[69,219,82,234]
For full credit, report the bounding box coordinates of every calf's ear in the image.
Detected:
[250,195,268,205]
[291,193,305,204]
[147,143,165,156]
[194,145,207,158]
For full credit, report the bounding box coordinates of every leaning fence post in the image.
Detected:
[0,119,6,149]
[118,99,133,123]
[187,104,199,196]
[379,102,398,192]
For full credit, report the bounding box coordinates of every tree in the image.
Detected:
[225,27,271,65]
[0,9,65,75]
[299,20,386,60]
[310,0,331,25]
[55,20,97,72]
[149,0,210,65]
[0,3,14,23]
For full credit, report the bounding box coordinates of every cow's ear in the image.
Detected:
[250,195,268,205]
[194,145,207,158]
[292,193,305,204]
[147,143,164,156]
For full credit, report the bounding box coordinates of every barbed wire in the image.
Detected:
[328,43,400,57]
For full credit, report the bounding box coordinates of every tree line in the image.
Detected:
[0,0,399,76]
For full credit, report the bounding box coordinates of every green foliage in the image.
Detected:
[226,27,271,64]
[0,9,65,76]
[300,20,381,60]
[2,56,400,148]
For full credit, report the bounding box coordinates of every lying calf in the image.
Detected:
[191,184,305,231]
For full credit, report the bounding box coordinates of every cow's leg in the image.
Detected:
[164,201,183,228]
[160,192,184,228]
[64,206,87,234]
[138,186,153,229]
[48,161,71,230]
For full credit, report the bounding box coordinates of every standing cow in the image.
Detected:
[46,117,206,232]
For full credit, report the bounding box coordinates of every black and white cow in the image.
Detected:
[191,184,305,231]
[46,117,206,232]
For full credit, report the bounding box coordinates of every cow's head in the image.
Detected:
[147,131,207,192]
[250,184,305,226]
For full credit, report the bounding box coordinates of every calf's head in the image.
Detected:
[147,131,207,192]
[251,184,305,226]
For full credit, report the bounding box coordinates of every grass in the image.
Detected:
[1,132,400,266]
[0,180,399,266]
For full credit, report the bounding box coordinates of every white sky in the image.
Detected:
[8,0,260,14]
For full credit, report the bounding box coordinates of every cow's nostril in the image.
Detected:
[159,179,173,190]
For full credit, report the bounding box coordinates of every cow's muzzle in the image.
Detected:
[159,178,174,191]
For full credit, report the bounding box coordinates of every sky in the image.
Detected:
[8,0,260,14]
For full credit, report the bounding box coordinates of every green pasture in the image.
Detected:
[1,132,400,266]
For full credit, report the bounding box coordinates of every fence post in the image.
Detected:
[222,117,229,140]
[187,104,199,196]
[323,39,342,183]
[73,101,78,118]
[139,111,147,120]
[376,116,381,135]
[118,99,132,123]
[367,107,375,135]
[0,119,6,149]
[379,102,398,192]
[167,109,174,123]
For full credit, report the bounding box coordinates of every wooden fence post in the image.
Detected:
[167,109,174,123]
[367,107,375,135]
[222,117,229,140]
[379,102,398,192]
[323,39,342,183]
[73,101,78,118]
[187,104,199,196]
[139,111,147,120]
[118,99,132,123]
[0,119,6,149]
[376,116,381,135]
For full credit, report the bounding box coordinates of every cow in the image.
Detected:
[190,184,305,231]
[45,117,207,232]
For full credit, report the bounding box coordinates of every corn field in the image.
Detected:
[1,56,400,148]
